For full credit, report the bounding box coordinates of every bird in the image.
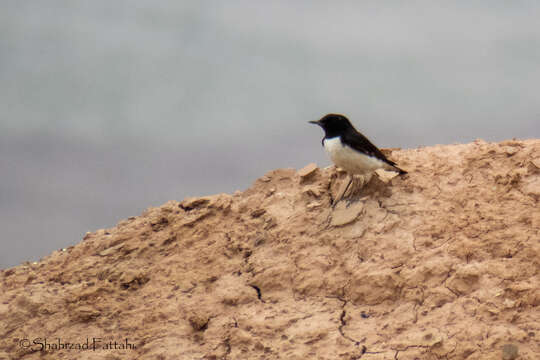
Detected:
[309,113,406,200]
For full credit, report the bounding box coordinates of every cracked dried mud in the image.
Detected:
[1,139,539,359]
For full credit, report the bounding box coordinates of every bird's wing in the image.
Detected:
[342,130,398,167]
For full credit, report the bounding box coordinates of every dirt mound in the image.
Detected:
[1,139,539,360]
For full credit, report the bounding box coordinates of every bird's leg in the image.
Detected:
[342,175,353,198]
[362,172,373,187]
[332,174,353,208]
[346,173,371,203]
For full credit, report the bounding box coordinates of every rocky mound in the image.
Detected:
[1,139,539,360]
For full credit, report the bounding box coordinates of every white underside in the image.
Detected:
[323,137,391,175]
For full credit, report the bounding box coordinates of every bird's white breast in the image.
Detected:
[323,137,387,174]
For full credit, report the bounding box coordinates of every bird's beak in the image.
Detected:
[308,120,320,125]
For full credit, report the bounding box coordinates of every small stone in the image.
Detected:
[504,146,519,156]
[298,163,318,179]
[75,306,101,322]
[180,197,210,210]
[306,201,323,210]
[503,298,516,308]
[502,344,518,360]
[380,147,401,157]
[360,312,369,319]
[375,169,399,184]
[119,271,149,290]
[523,177,540,200]
[302,186,321,198]
[98,244,123,257]
[189,314,209,331]
[529,159,540,174]
[250,209,266,218]
[331,201,364,226]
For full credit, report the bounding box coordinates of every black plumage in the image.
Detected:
[309,113,407,175]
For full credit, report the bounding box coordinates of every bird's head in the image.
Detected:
[309,114,353,137]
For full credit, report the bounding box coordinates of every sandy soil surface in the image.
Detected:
[1,139,539,360]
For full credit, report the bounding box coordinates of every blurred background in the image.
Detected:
[1,1,539,268]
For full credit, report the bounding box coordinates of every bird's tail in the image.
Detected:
[395,166,407,175]
[384,161,407,175]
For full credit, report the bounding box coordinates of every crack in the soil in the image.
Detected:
[393,344,432,359]
[224,337,231,359]
[327,284,386,357]
[334,297,367,356]
[249,285,264,302]
[440,269,460,298]
[445,284,460,298]
[339,307,362,346]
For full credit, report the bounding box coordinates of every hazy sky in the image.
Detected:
[1,1,539,268]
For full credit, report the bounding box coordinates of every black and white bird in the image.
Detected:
[310,114,406,198]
